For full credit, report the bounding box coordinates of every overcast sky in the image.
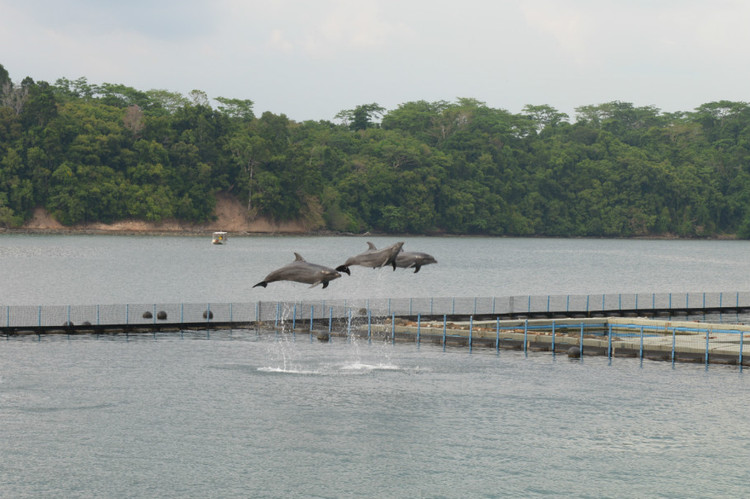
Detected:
[2,0,749,122]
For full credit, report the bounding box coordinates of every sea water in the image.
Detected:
[2,235,750,497]
[1,332,748,498]
[1,234,750,305]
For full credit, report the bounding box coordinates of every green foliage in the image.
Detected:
[2,64,750,237]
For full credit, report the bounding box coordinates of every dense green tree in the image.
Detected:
[4,64,750,237]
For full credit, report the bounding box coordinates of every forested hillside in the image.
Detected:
[2,63,750,237]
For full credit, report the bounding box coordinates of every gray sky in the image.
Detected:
[2,0,749,122]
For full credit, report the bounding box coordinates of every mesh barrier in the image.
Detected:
[2,291,750,329]
[606,321,750,364]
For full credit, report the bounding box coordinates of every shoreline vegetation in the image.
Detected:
[3,65,750,239]
[1,201,738,240]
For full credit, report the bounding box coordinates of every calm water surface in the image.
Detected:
[2,333,749,498]
[2,234,750,305]
[2,235,750,498]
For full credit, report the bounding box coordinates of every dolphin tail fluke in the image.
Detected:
[253,281,268,288]
[335,265,350,275]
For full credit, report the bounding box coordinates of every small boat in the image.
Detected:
[212,231,227,245]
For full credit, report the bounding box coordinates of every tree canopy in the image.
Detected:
[2,63,750,238]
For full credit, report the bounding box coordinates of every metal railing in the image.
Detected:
[2,291,750,330]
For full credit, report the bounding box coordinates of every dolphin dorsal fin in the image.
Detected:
[293,252,306,261]
[366,242,377,250]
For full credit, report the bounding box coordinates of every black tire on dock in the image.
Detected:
[157,311,167,320]
[143,311,153,319]
[203,310,214,319]
[567,346,581,358]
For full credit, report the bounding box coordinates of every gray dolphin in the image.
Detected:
[395,251,437,273]
[336,241,404,275]
[253,253,342,289]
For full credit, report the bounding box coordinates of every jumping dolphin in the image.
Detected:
[395,251,437,273]
[335,241,404,275]
[253,253,342,289]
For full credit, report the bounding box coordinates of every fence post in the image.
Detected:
[391,313,396,345]
[740,331,744,370]
[292,304,297,332]
[523,319,528,356]
[495,317,500,355]
[417,314,421,348]
[310,306,315,333]
[275,302,280,329]
[551,320,556,355]
[607,324,613,360]
[442,314,447,352]
[469,316,473,354]
[579,322,584,358]
[705,329,710,368]
[328,307,332,335]
[671,327,676,365]
[639,326,644,361]
[367,307,372,345]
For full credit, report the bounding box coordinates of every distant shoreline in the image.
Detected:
[0,225,740,240]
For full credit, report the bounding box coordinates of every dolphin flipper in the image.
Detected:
[253,281,268,288]
[413,264,421,273]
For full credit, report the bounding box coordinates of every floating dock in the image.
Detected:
[382,316,750,367]
[3,293,750,367]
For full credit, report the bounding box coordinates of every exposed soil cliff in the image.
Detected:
[18,194,309,235]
